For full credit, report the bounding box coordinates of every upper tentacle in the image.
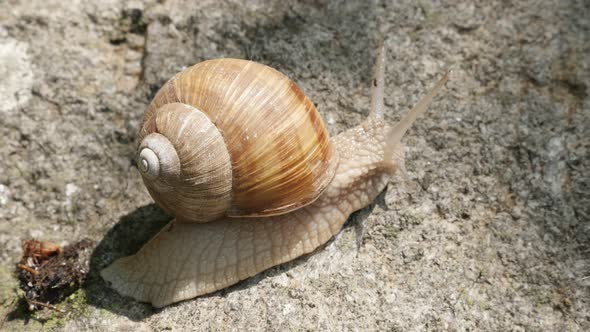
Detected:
[385,70,449,161]
[369,43,386,120]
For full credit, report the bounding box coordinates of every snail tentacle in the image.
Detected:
[384,70,449,161]
[369,43,386,121]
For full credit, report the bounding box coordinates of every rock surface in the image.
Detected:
[0,0,588,330]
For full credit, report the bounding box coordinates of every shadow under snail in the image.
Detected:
[101,45,449,308]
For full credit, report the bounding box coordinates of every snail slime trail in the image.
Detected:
[101,46,448,308]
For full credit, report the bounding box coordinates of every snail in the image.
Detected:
[101,46,448,308]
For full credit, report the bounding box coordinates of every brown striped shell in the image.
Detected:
[137,58,338,223]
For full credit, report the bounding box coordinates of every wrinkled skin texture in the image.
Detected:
[101,119,400,307]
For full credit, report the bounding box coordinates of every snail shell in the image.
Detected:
[137,59,338,223]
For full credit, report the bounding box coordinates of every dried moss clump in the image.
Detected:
[16,239,93,310]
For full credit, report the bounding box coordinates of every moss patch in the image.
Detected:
[27,289,91,330]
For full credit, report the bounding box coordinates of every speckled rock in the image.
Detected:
[0,0,588,331]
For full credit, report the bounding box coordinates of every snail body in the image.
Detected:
[101,46,448,307]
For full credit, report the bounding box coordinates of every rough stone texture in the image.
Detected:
[0,0,588,331]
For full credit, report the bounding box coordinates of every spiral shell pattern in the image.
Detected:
[138,59,337,222]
